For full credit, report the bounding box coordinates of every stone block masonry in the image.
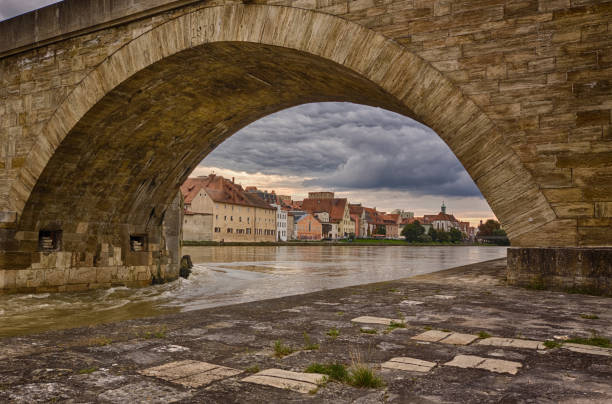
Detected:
[507,247,612,295]
[0,0,610,292]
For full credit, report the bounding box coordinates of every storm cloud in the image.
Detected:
[202,103,482,198]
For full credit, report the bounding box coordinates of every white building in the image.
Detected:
[272,203,288,241]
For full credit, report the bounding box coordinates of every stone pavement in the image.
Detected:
[1,258,611,403]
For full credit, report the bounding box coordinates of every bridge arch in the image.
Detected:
[16,4,554,244]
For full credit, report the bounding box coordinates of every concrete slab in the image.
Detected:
[241,369,325,394]
[444,355,485,369]
[139,361,242,388]
[477,358,522,375]
[445,355,522,375]
[257,368,325,385]
[440,332,479,345]
[351,316,401,325]
[241,375,316,394]
[98,380,193,403]
[411,330,451,342]
[477,337,544,350]
[176,367,243,388]
[563,343,612,357]
[382,357,436,373]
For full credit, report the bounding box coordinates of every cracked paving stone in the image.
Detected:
[445,355,522,375]
[351,316,402,325]
[139,360,243,387]
[99,379,193,403]
[241,368,325,394]
[411,330,478,345]
[382,357,436,373]
[477,337,545,350]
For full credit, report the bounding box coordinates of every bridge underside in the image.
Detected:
[0,2,610,294]
[1,42,414,292]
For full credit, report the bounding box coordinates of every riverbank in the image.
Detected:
[183,239,492,247]
[1,258,610,402]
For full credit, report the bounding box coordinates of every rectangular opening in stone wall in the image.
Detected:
[39,230,61,252]
[130,235,147,252]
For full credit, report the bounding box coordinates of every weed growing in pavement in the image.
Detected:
[245,365,260,374]
[580,314,599,320]
[327,328,340,339]
[303,332,320,350]
[360,328,377,334]
[478,331,492,339]
[423,325,432,330]
[347,350,384,389]
[566,335,610,348]
[336,311,345,316]
[543,340,562,349]
[305,362,349,382]
[273,340,294,357]
[384,320,406,333]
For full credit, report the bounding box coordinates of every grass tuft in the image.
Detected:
[565,335,610,348]
[273,340,294,358]
[305,362,349,382]
[245,365,260,374]
[384,320,406,333]
[543,340,562,349]
[303,332,320,350]
[326,328,340,339]
[360,328,377,334]
[580,314,599,320]
[348,364,384,388]
[478,331,492,339]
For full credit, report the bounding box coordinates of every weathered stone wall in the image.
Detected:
[0,0,610,292]
[507,247,612,295]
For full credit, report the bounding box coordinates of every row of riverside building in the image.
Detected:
[181,175,476,243]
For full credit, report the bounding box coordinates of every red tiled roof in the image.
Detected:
[181,175,274,210]
[301,197,347,222]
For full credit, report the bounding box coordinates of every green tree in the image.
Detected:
[402,221,424,242]
[477,219,503,237]
[428,227,438,242]
[436,230,450,242]
[449,228,463,243]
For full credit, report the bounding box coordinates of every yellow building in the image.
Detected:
[181,175,276,242]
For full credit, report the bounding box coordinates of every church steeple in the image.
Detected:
[441,201,446,214]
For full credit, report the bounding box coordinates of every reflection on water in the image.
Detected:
[0,246,506,337]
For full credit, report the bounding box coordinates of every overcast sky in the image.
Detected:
[3,1,495,226]
[194,103,494,226]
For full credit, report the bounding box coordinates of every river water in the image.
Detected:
[0,246,506,337]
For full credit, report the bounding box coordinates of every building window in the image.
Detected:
[38,230,61,252]
[239,217,242,222]
[246,228,251,234]
[224,216,227,221]
[231,216,233,221]
[215,215,218,220]
[227,228,233,233]
[130,235,146,252]
[214,227,221,233]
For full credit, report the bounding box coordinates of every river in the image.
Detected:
[0,245,506,337]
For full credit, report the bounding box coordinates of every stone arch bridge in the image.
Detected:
[0,0,610,294]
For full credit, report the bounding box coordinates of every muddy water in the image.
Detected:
[0,246,506,337]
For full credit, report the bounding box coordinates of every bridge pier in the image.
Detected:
[507,247,612,296]
[0,194,182,294]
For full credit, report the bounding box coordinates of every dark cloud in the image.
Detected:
[0,0,60,21]
[203,102,482,198]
